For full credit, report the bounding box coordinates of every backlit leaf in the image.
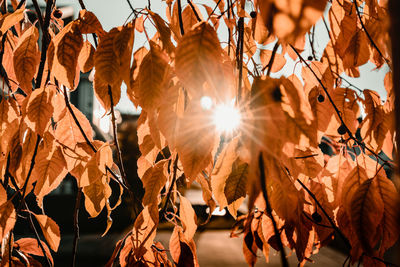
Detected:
[25,86,55,135]
[13,25,40,94]
[56,22,83,90]
[136,42,169,111]
[78,40,95,73]
[180,195,197,241]
[33,214,60,252]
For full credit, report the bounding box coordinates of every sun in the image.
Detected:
[213,102,241,133]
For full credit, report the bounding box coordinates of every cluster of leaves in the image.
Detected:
[0,0,398,266]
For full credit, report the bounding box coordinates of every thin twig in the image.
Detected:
[354,0,390,66]
[237,17,244,103]
[71,188,82,267]
[25,205,53,267]
[296,178,351,249]
[6,175,52,266]
[34,0,54,89]
[160,155,179,216]
[108,85,129,189]
[31,0,44,31]
[177,0,184,36]
[206,0,222,21]
[258,153,289,267]
[187,0,201,22]
[261,41,279,75]
[289,44,391,166]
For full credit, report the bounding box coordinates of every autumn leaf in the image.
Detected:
[0,200,16,241]
[32,142,68,206]
[224,161,248,205]
[78,10,105,35]
[13,25,40,94]
[180,195,197,241]
[175,22,224,98]
[33,214,61,252]
[0,9,24,34]
[55,103,93,148]
[141,159,167,210]
[56,22,84,90]
[78,40,95,73]
[94,27,122,87]
[83,175,112,217]
[350,178,384,254]
[15,238,53,265]
[135,42,170,111]
[175,101,216,180]
[24,86,55,135]
[169,226,199,267]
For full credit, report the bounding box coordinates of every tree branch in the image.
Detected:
[237,17,244,103]
[177,0,184,36]
[296,178,351,249]
[258,153,289,267]
[71,188,82,267]
[108,85,129,191]
[354,0,390,66]
[261,41,279,75]
[289,44,391,166]
[34,0,54,89]
[187,0,201,22]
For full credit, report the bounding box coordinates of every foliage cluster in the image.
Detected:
[0,0,398,266]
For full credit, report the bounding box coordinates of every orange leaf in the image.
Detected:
[78,40,95,73]
[169,226,199,267]
[82,175,112,217]
[260,49,286,73]
[93,74,121,112]
[33,214,60,252]
[0,9,24,34]
[175,22,224,98]
[54,103,93,149]
[15,238,53,265]
[78,10,105,35]
[179,195,197,241]
[13,25,40,94]
[135,42,169,111]
[175,101,216,180]
[350,178,384,254]
[25,86,55,135]
[0,200,16,241]
[142,160,167,210]
[55,22,83,90]
[32,142,68,206]
[94,28,122,87]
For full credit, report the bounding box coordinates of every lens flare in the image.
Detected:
[213,102,241,133]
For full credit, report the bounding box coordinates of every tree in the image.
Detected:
[0,0,398,266]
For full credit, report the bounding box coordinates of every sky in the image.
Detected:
[51,0,389,114]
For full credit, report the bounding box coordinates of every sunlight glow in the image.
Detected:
[213,102,241,133]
